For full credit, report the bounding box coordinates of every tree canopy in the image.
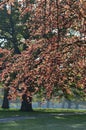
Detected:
[0,0,86,101]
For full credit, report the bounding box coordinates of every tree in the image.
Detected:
[0,0,86,111]
[0,2,29,52]
[0,48,11,108]
[0,1,29,109]
[23,0,86,99]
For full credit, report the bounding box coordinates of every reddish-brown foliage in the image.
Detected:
[0,0,86,100]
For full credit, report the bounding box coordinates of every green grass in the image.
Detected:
[0,108,86,118]
[0,109,86,130]
[34,108,86,113]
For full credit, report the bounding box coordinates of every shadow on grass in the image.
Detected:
[0,114,86,130]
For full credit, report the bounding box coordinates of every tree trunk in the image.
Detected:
[67,100,72,109]
[38,101,41,108]
[46,99,50,108]
[2,88,9,109]
[20,94,33,112]
[62,101,65,108]
[75,102,79,109]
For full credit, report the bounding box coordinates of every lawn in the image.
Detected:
[0,109,86,130]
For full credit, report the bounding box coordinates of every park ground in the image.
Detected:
[0,109,86,130]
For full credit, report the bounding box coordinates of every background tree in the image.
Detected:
[0,1,29,109]
[0,2,29,52]
[0,48,11,108]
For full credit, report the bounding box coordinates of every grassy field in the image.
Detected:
[0,109,86,130]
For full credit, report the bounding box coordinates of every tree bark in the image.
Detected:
[20,94,33,112]
[2,88,9,109]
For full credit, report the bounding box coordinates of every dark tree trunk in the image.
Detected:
[2,88,9,109]
[20,94,33,112]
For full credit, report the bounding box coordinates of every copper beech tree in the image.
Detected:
[0,0,86,111]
